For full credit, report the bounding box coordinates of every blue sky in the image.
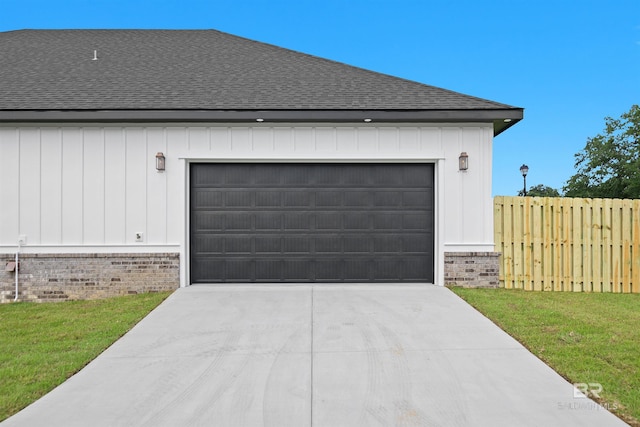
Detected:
[2,0,639,196]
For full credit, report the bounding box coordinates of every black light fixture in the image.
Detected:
[459,152,469,171]
[520,164,529,196]
[156,152,166,172]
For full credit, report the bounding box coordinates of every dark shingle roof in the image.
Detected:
[0,30,522,132]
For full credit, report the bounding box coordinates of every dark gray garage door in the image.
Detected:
[190,163,434,283]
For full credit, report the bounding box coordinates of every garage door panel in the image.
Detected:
[225,237,253,254]
[316,213,341,230]
[343,191,370,207]
[255,213,282,230]
[316,166,342,184]
[283,259,311,280]
[192,235,224,254]
[192,258,225,280]
[374,235,402,252]
[255,236,282,253]
[316,191,342,207]
[226,260,254,280]
[225,191,252,207]
[283,166,311,184]
[256,165,283,184]
[226,167,253,185]
[193,190,224,208]
[343,168,370,185]
[373,166,404,185]
[344,213,370,229]
[226,214,252,230]
[284,213,313,230]
[316,260,343,280]
[343,236,371,253]
[403,234,431,253]
[403,214,430,229]
[284,191,310,207]
[404,165,433,185]
[403,191,431,207]
[190,163,434,283]
[256,192,281,207]
[192,167,225,186]
[343,259,373,281]
[192,212,224,231]
[256,260,283,280]
[373,191,402,206]
[403,257,430,279]
[315,236,342,253]
[375,259,402,279]
[284,237,311,253]
[372,213,402,230]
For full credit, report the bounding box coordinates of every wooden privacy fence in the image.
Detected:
[494,196,640,292]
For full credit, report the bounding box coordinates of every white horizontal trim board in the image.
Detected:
[0,245,180,255]
[0,123,495,286]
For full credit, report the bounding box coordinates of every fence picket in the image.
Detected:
[622,200,632,293]
[633,202,640,293]
[502,197,514,289]
[562,198,573,292]
[513,198,524,289]
[602,198,613,292]
[582,198,593,292]
[572,199,583,292]
[591,198,603,292]
[611,200,622,292]
[553,198,564,291]
[542,198,554,291]
[494,196,505,287]
[532,198,543,291]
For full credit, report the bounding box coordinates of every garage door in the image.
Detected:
[190,163,434,283]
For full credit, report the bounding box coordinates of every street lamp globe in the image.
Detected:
[519,164,529,196]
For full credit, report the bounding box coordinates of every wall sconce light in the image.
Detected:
[156,152,166,172]
[459,152,469,171]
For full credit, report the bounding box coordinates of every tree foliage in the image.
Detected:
[519,184,561,197]
[563,105,640,199]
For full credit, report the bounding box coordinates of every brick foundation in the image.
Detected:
[0,253,180,303]
[444,252,499,288]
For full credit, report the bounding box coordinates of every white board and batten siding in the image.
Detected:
[0,123,495,286]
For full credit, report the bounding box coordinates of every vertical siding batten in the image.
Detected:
[40,128,63,244]
[0,129,20,243]
[83,128,106,244]
[104,128,127,244]
[19,128,41,244]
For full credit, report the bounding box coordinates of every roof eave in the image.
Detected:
[0,108,523,136]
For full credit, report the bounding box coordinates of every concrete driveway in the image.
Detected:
[2,285,626,427]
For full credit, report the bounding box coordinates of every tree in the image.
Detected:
[563,105,640,199]
[518,184,561,197]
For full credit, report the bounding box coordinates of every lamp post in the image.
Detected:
[520,164,529,196]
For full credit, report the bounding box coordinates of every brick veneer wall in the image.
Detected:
[0,253,179,303]
[444,252,500,288]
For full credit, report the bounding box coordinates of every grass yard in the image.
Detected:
[451,287,640,426]
[0,292,172,422]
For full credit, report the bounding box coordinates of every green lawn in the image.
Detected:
[0,292,172,422]
[451,287,640,426]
